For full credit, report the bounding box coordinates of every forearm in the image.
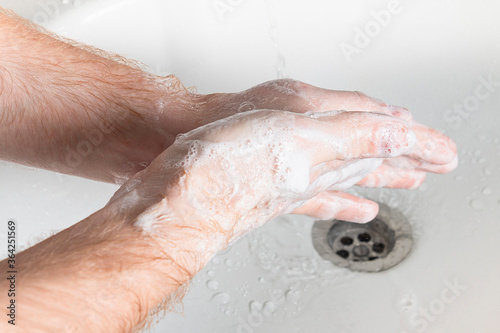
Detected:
[0,9,195,183]
[0,185,213,332]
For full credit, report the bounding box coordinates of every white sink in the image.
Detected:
[1,0,499,332]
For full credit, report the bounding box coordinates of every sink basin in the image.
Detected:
[1,0,499,332]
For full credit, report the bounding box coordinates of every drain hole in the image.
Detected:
[312,202,413,272]
[336,250,349,259]
[358,233,371,242]
[340,236,353,245]
[372,243,385,253]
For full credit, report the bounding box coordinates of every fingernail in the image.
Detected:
[379,122,416,157]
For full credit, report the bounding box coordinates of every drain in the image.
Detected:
[312,203,413,272]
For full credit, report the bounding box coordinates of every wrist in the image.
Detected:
[111,161,229,275]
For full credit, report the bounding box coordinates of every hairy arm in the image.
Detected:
[0,8,197,183]
[0,180,212,332]
[0,7,456,187]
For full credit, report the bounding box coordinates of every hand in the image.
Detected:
[189,79,457,189]
[110,107,424,270]
[169,79,457,222]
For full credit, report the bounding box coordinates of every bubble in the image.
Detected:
[238,101,255,112]
[206,280,220,290]
[225,259,233,267]
[301,259,317,274]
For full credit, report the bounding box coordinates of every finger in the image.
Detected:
[309,158,383,192]
[299,111,416,166]
[407,122,457,165]
[291,190,379,223]
[384,155,458,174]
[356,162,427,189]
[243,80,406,115]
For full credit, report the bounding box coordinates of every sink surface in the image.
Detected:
[0,0,499,332]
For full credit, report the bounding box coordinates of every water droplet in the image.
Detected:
[225,259,233,267]
[484,167,493,176]
[207,269,215,277]
[482,187,493,196]
[206,280,220,290]
[262,301,276,317]
[212,257,220,265]
[249,301,262,314]
[258,277,266,284]
[470,199,486,210]
[211,292,230,304]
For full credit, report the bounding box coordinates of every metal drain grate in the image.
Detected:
[312,203,413,272]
